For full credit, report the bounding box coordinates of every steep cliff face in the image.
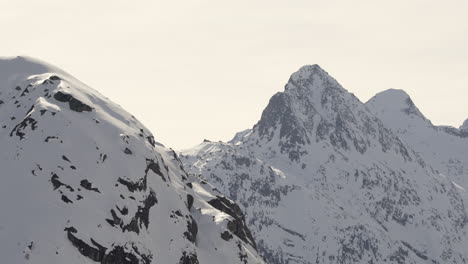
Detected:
[181,65,468,264]
[0,56,264,264]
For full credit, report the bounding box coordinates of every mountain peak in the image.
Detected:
[461,119,468,132]
[0,56,69,91]
[291,64,326,77]
[367,88,412,105]
[373,88,410,99]
[0,56,61,74]
[285,64,340,92]
[366,88,428,121]
[248,66,416,163]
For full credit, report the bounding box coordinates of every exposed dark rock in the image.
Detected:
[186,194,194,210]
[184,215,198,243]
[102,245,152,264]
[53,91,72,102]
[10,116,38,140]
[174,210,183,217]
[44,136,59,142]
[116,206,129,215]
[221,231,233,241]
[146,136,156,147]
[117,160,164,193]
[50,174,74,192]
[179,251,199,264]
[61,195,73,203]
[124,148,133,155]
[256,92,309,162]
[53,91,92,112]
[122,190,157,234]
[80,179,101,193]
[42,79,54,85]
[118,177,146,193]
[20,87,29,97]
[66,228,151,264]
[145,159,166,182]
[208,196,257,249]
[64,226,77,233]
[106,209,122,227]
[66,230,105,262]
[51,174,64,190]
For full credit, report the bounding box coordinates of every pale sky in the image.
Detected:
[1,0,467,149]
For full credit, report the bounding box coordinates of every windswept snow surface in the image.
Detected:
[181,65,468,264]
[0,56,264,264]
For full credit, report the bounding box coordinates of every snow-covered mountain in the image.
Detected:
[0,56,264,264]
[366,89,468,189]
[181,65,468,264]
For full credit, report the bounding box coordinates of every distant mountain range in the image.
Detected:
[1,56,467,264]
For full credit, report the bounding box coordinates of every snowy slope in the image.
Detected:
[0,56,264,264]
[366,89,468,189]
[181,65,468,264]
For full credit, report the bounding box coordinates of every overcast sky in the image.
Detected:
[2,0,467,149]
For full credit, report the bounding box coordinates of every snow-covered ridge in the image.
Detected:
[0,57,264,264]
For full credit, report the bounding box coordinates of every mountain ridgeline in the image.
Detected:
[181,65,468,264]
